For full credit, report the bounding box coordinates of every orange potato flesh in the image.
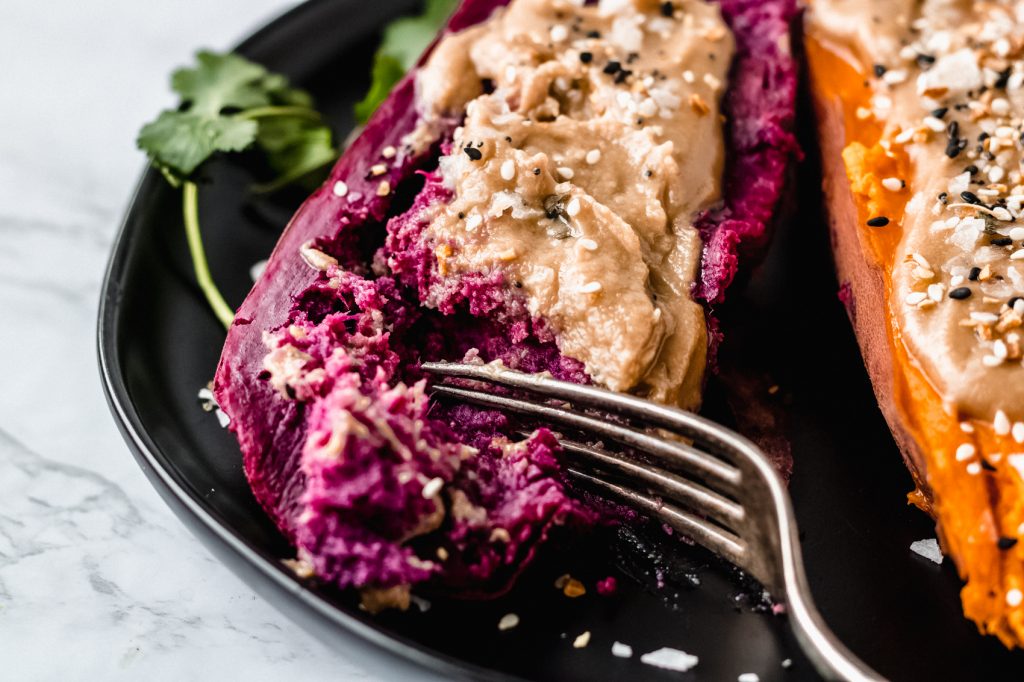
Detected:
[806,35,1024,647]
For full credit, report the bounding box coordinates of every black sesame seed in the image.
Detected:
[603,60,622,75]
[257,370,272,380]
[996,68,1012,90]
[947,120,959,138]
[867,216,890,227]
[992,236,1013,246]
[939,192,948,204]
[999,537,1019,550]
[457,212,465,219]
[945,138,966,158]
[981,459,997,472]
[514,280,523,289]
[626,52,639,64]
[961,190,982,205]
[505,136,512,143]
[579,51,593,64]
[873,64,887,77]
[660,1,674,17]
[964,164,979,175]
[613,69,632,84]
[949,287,972,300]
[968,266,982,281]
[931,107,948,119]
[464,146,482,161]
[1010,296,1023,308]
[916,53,936,68]
[586,29,600,38]
[533,167,541,175]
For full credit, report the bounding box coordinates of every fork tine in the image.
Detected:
[567,469,747,566]
[430,384,741,491]
[422,362,747,461]
[558,438,746,531]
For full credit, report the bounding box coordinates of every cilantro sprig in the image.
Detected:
[354,0,457,123]
[137,51,337,328]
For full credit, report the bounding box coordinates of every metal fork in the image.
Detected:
[422,362,882,682]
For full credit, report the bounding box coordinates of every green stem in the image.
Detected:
[234,105,321,122]
[183,181,234,329]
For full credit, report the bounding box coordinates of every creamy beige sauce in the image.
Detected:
[412,0,735,408]
[810,0,1024,424]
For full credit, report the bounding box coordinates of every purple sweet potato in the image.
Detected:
[214,0,799,604]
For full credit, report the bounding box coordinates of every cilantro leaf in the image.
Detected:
[354,54,406,124]
[137,50,331,181]
[137,110,258,178]
[136,50,341,330]
[354,0,457,123]
[171,50,272,116]
[254,117,338,193]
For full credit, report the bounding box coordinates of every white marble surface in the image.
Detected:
[0,2,421,679]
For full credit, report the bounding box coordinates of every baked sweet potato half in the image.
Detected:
[806,0,1024,646]
[214,0,798,609]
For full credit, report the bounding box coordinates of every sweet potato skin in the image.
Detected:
[808,76,932,500]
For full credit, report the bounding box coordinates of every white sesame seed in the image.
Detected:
[923,116,947,132]
[421,476,444,498]
[961,421,975,433]
[566,197,581,217]
[573,631,591,648]
[1015,299,1024,315]
[550,24,569,42]
[996,409,1012,434]
[703,73,722,90]
[1008,589,1023,607]
[983,354,1004,367]
[950,274,965,286]
[738,675,760,682]
[906,291,927,305]
[956,443,976,461]
[382,145,396,159]
[1011,228,1024,241]
[990,167,1007,184]
[611,642,633,658]
[332,180,349,197]
[500,159,516,181]
[882,177,904,191]
[557,167,575,180]
[971,312,1000,324]
[781,659,793,669]
[912,252,931,268]
[504,65,517,83]
[883,69,908,85]
[927,283,945,302]
[967,461,982,475]
[682,70,695,83]
[1011,250,1024,260]
[498,613,520,630]
[1014,422,1024,444]
[992,98,1012,116]
[579,238,598,251]
[465,213,483,231]
[370,163,387,176]
[580,281,603,294]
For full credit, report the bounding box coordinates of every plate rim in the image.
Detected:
[95,1,523,679]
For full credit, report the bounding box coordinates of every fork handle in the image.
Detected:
[784,575,885,681]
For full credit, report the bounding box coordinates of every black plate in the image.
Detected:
[98,1,1024,679]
